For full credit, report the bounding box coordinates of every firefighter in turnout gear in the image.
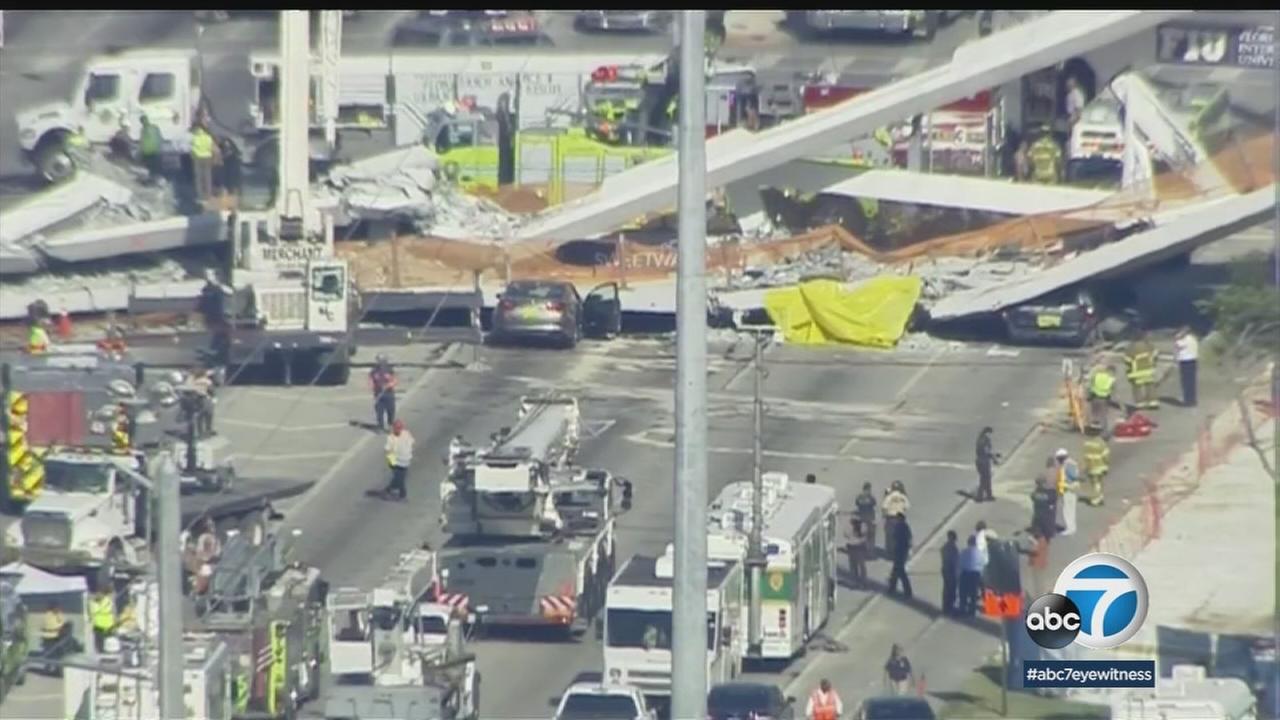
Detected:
[1082,433,1111,506]
[590,99,626,144]
[1125,331,1159,409]
[1086,364,1117,434]
[1027,126,1063,184]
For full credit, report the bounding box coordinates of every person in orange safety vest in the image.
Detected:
[805,678,844,720]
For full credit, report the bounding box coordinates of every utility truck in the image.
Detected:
[436,394,628,637]
[441,395,581,538]
[436,464,623,638]
[602,538,746,707]
[3,358,311,576]
[325,549,479,720]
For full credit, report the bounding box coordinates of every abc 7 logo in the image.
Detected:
[1025,594,1083,649]
[1025,553,1148,650]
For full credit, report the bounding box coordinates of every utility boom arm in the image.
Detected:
[473,396,580,492]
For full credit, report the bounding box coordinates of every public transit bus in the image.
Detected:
[707,472,839,660]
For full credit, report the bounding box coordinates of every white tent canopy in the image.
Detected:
[0,561,89,596]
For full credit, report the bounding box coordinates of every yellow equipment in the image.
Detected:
[433,125,669,206]
[4,391,44,504]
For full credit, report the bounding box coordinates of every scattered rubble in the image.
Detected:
[323,145,522,241]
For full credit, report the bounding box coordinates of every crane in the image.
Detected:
[221,10,356,386]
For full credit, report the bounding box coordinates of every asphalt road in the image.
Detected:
[0,9,977,186]
[268,334,1065,718]
[0,333,1117,720]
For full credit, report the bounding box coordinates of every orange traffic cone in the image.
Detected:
[55,309,72,339]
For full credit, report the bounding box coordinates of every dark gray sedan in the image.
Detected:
[489,280,621,349]
[574,10,673,33]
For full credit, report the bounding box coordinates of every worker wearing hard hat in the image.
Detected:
[27,316,50,354]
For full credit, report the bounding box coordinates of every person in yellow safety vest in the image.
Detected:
[111,407,131,454]
[858,196,880,220]
[27,319,50,354]
[1124,331,1159,409]
[90,590,116,653]
[190,122,217,207]
[591,100,625,144]
[1028,128,1063,184]
[41,606,68,649]
[138,115,163,183]
[1082,433,1110,506]
[805,678,844,720]
[1087,364,1117,433]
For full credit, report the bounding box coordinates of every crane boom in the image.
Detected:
[317,10,342,150]
[277,10,313,229]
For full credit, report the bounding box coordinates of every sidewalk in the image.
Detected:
[781,348,1267,712]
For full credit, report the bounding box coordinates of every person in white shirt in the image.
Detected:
[1064,75,1088,127]
[1174,327,1199,407]
[383,419,414,500]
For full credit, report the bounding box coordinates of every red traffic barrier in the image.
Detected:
[1114,412,1157,438]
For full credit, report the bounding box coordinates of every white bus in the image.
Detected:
[707,472,839,660]
[603,538,745,704]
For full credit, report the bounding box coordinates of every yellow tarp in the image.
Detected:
[764,276,923,348]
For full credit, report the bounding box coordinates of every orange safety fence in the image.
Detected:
[1092,375,1269,559]
[335,130,1277,295]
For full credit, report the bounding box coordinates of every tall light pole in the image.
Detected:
[153,452,184,720]
[671,9,709,720]
[746,330,767,656]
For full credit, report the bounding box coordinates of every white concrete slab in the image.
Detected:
[819,169,1113,215]
[514,10,1187,242]
[928,186,1277,320]
[0,172,133,244]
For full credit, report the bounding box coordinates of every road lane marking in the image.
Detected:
[582,419,617,439]
[236,390,373,403]
[782,417,1050,697]
[623,430,969,470]
[893,347,945,404]
[220,419,351,432]
[229,452,347,462]
[278,343,465,524]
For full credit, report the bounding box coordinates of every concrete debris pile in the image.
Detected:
[0,252,204,321]
[423,183,522,241]
[718,232,1043,308]
[323,145,521,241]
[896,332,969,353]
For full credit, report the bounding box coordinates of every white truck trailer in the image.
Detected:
[601,538,746,706]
